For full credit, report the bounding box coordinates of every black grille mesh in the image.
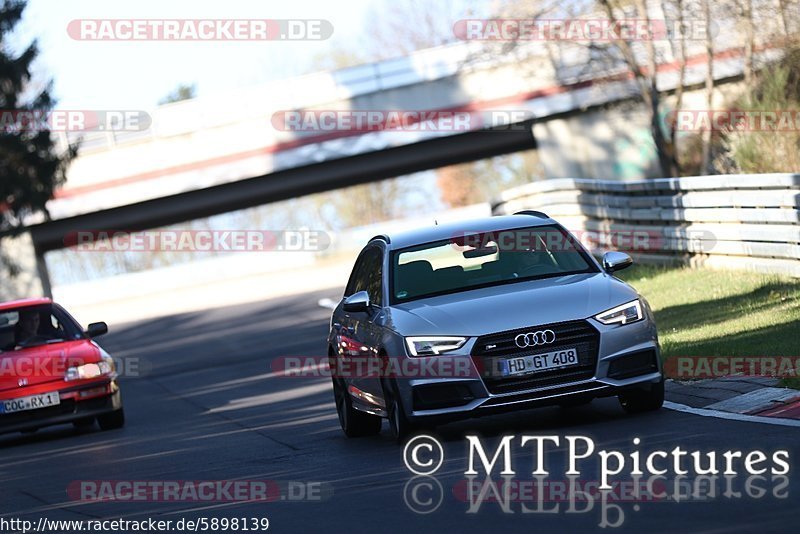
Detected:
[472,320,599,395]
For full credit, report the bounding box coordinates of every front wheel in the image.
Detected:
[98,408,125,430]
[619,379,664,414]
[333,379,381,437]
[386,386,417,443]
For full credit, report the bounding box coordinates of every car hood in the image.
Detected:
[387,272,639,336]
[0,339,101,392]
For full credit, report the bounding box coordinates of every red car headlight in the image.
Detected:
[65,359,114,381]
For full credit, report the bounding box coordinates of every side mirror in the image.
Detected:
[342,291,370,313]
[602,251,633,273]
[85,322,108,338]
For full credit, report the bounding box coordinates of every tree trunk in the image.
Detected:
[701,0,715,173]
[666,0,687,176]
[635,0,678,177]
[743,0,754,87]
[777,0,789,39]
[601,0,678,177]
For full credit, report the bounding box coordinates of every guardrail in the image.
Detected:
[492,173,800,277]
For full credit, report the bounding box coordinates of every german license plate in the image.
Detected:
[0,392,60,414]
[499,348,579,377]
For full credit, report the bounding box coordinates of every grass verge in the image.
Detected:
[616,265,800,388]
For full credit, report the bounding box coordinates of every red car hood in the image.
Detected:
[0,339,101,392]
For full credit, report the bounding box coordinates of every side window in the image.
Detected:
[345,247,383,306]
[345,256,367,297]
[363,249,383,307]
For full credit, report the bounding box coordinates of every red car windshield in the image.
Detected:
[0,304,83,352]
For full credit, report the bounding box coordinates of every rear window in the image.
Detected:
[391,225,597,303]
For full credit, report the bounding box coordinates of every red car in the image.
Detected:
[0,298,124,435]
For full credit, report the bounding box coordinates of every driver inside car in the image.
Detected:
[513,235,558,276]
[15,310,43,347]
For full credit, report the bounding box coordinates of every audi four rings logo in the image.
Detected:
[514,329,556,348]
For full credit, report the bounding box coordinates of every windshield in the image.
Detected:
[391,225,598,303]
[0,304,83,351]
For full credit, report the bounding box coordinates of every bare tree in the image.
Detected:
[597,0,678,176]
[437,150,543,207]
[701,0,714,172]
[473,0,681,177]
[359,0,473,60]
[738,0,755,86]
[437,163,482,208]
[662,0,688,157]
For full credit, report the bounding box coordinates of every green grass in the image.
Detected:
[616,265,800,387]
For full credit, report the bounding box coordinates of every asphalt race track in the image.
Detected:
[2,289,798,533]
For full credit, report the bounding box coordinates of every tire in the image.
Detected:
[97,408,125,430]
[386,383,416,443]
[73,417,95,429]
[333,379,381,438]
[619,379,664,414]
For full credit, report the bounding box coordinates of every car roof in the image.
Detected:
[0,297,53,312]
[373,213,556,250]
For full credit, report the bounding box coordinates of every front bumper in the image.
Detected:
[397,316,662,423]
[0,380,122,435]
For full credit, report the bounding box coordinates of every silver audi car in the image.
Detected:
[327,212,663,441]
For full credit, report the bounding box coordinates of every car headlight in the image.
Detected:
[405,336,467,356]
[595,299,643,325]
[65,360,114,381]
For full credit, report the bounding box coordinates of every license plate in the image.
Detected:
[499,348,579,377]
[0,392,60,414]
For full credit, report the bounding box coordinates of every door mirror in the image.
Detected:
[85,322,108,338]
[342,291,371,313]
[602,251,633,273]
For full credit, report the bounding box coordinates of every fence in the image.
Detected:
[492,173,800,277]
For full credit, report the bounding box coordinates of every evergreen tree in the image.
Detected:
[0,0,74,273]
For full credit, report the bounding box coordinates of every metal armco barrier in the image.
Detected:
[492,173,800,277]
